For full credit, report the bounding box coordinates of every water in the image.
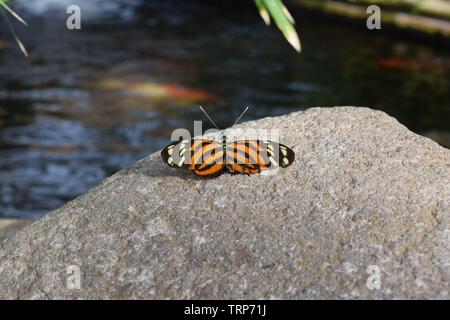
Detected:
[0,0,449,218]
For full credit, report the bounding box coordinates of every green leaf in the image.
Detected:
[255,0,271,25]
[256,0,301,52]
[0,0,27,25]
[0,0,28,57]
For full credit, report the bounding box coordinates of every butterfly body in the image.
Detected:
[161,136,295,178]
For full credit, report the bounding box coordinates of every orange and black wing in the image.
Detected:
[226,140,295,174]
[161,139,226,178]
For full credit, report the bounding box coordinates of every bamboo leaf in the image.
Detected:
[1,6,28,57]
[0,0,27,25]
[280,1,295,24]
[261,0,301,52]
[255,0,271,25]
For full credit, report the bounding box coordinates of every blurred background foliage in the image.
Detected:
[3,0,302,54]
[0,0,28,56]
[2,0,450,54]
[0,0,449,217]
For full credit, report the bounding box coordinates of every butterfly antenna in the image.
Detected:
[232,106,249,127]
[199,106,220,130]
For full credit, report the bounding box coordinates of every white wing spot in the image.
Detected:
[267,143,274,151]
[168,148,173,156]
[267,149,275,157]
[269,156,278,166]
[168,157,173,165]
[177,156,185,167]
[283,157,289,166]
[280,148,287,156]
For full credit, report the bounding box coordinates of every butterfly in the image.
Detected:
[161,107,295,178]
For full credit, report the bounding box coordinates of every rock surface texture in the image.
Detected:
[0,219,34,243]
[0,107,449,299]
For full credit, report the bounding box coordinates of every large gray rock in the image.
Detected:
[0,219,34,243]
[0,107,449,299]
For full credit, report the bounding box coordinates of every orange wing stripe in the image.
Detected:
[199,151,224,169]
[191,140,204,149]
[226,151,256,168]
[194,164,225,176]
[241,140,260,150]
[192,142,221,165]
[230,164,260,174]
[230,143,266,166]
